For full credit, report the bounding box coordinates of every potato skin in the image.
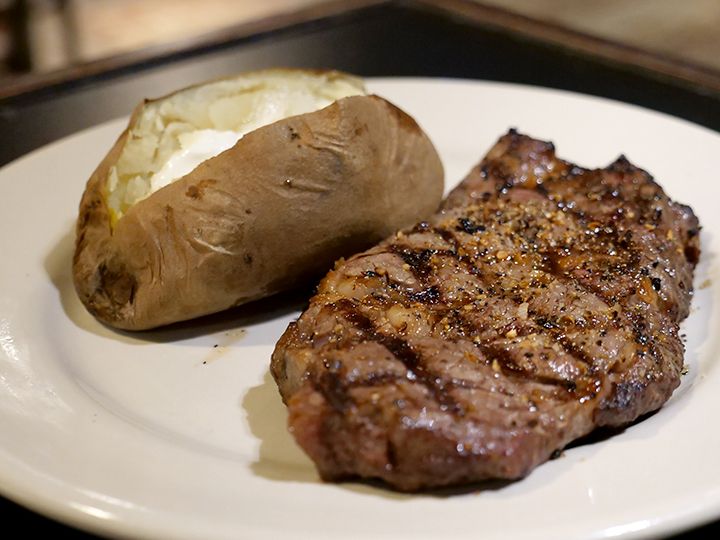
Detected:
[73,94,444,330]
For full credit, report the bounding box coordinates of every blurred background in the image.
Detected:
[0,0,719,86]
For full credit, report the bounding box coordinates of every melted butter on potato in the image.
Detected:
[106,70,365,222]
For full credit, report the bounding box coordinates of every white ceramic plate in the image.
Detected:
[1,78,719,540]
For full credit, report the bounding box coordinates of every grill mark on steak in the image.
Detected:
[382,227,617,397]
[353,243,602,400]
[331,298,464,414]
[433,205,623,311]
[374,225,667,406]
[390,245,437,280]
[271,130,700,491]
[389,230,610,373]
[478,341,587,396]
[342,238,591,399]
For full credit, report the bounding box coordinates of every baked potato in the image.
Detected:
[73,69,444,330]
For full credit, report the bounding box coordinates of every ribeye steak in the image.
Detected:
[271,130,700,491]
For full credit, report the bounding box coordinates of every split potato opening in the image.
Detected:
[107,70,366,222]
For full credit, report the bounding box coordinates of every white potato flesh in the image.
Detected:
[106,70,366,221]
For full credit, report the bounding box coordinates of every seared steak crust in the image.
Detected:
[271,130,700,491]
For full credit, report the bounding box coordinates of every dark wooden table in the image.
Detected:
[1,0,718,537]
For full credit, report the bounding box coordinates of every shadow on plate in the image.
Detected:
[242,370,318,484]
[44,223,310,344]
[339,476,514,499]
[561,410,661,454]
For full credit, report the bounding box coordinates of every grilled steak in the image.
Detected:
[271,130,700,491]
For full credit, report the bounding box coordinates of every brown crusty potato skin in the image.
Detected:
[73,94,444,330]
